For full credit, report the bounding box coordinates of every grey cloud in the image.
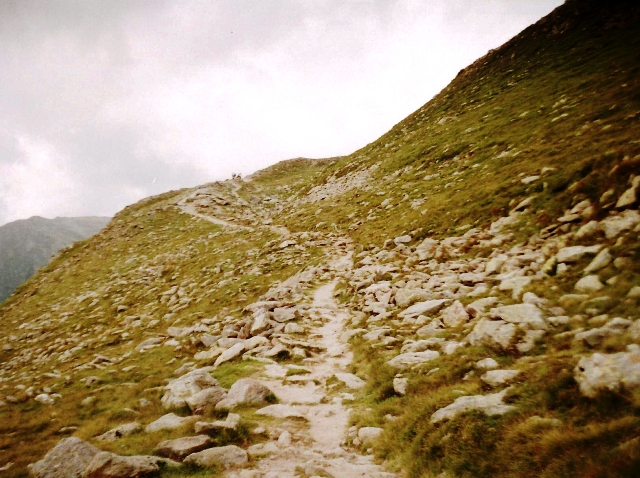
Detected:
[0,0,563,225]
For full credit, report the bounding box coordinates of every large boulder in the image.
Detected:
[83,452,165,478]
[183,445,248,469]
[215,378,273,410]
[161,369,218,410]
[430,389,516,423]
[574,345,640,397]
[28,437,99,478]
[599,210,640,239]
[387,350,440,370]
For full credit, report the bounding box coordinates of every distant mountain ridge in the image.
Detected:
[0,216,110,303]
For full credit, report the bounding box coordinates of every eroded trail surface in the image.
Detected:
[227,254,395,478]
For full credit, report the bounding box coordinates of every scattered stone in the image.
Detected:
[481,370,520,387]
[393,235,412,245]
[574,221,600,240]
[34,394,55,405]
[195,413,241,434]
[476,358,499,370]
[627,286,640,299]
[155,435,212,461]
[615,177,640,208]
[185,386,227,414]
[95,422,142,441]
[27,437,99,478]
[358,427,383,444]
[387,350,440,370]
[395,288,429,308]
[430,389,516,423]
[393,376,408,395]
[215,379,273,410]
[145,413,201,433]
[466,297,498,317]
[161,368,218,410]
[440,300,470,328]
[183,445,248,469]
[574,345,640,397]
[556,245,603,263]
[583,248,612,274]
[334,373,366,389]
[575,275,604,293]
[84,452,168,478]
[489,304,547,330]
[466,319,516,350]
[600,210,640,239]
[517,329,545,353]
[399,299,449,318]
[214,342,246,367]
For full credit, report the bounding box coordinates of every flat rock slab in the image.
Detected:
[255,404,307,420]
[28,437,99,478]
[431,389,516,423]
[155,435,212,461]
[399,299,449,318]
[387,351,440,370]
[195,413,241,434]
[184,445,248,469]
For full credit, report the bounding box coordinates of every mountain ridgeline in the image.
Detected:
[1,1,640,477]
[0,216,111,304]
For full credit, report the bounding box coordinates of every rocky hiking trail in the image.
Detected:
[176,180,393,477]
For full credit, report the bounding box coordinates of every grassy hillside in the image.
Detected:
[0,216,111,303]
[1,1,640,477]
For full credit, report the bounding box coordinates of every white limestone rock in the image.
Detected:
[161,368,218,410]
[395,288,430,308]
[575,275,604,293]
[155,435,212,461]
[145,413,201,433]
[387,350,440,370]
[185,386,227,414]
[334,372,366,389]
[476,358,499,370]
[489,304,547,330]
[215,378,273,410]
[27,437,99,478]
[183,445,248,469]
[583,248,612,274]
[574,345,640,397]
[440,300,470,328]
[399,299,450,318]
[481,369,520,387]
[430,389,516,423]
[556,245,603,263]
[600,210,640,239]
[466,319,517,350]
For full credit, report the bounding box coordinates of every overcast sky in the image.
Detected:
[0,0,563,226]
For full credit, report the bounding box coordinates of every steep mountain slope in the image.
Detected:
[0,216,111,303]
[1,1,640,477]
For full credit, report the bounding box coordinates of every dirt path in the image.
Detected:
[229,258,396,478]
